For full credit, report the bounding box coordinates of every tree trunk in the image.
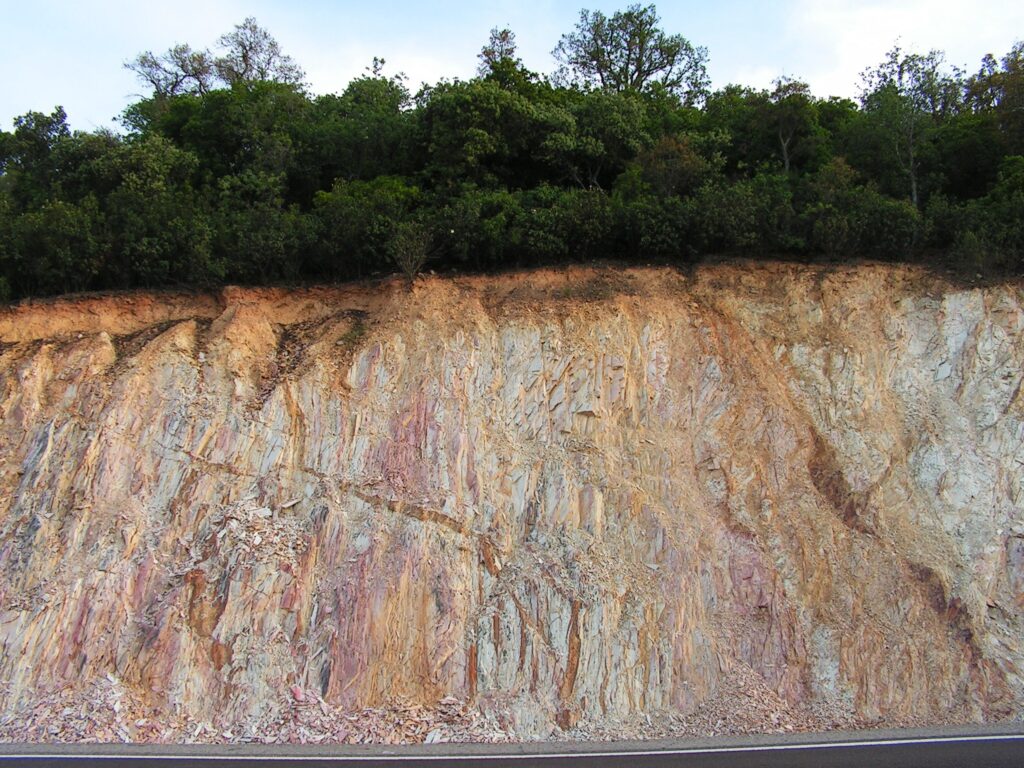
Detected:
[908,140,918,208]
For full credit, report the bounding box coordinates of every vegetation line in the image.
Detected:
[1,5,1022,301]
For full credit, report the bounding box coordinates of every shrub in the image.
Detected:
[388,220,432,282]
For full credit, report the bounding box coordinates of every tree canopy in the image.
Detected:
[1,7,1023,301]
[553,4,710,105]
[125,17,305,99]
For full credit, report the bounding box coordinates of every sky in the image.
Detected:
[2,0,1023,132]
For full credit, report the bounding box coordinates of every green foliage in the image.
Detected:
[2,107,72,210]
[703,86,774,177]
[854,192,921,259]
[305,72,414,191]
[612,190,688,261]
[477,27,540,93]
[951,156,1024,270]
[547,90,652,189]
[553,4,710,105]
[215,170,312,282]
[2,12,1023,299]
[10,197,101,295]
[966,42,1024,155]
[545,186,614,261]
[768,78,827,174]
[89,136,216,286]
[389,220,433,282]
[426,184,613,269]
[684,179,763,252]
[429,186,519,269]
[312,176,421,278]
[419,78,569,189]
[801,158,861,255]
[800,158,921,259]
[679,175,793,255]
[125,17,303,99]
[164,82,309,181]
[213,17,305,87]
[858,46,964,208]
[932,111,1005,200]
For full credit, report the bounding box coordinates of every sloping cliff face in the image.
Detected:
[0,264,1022,740]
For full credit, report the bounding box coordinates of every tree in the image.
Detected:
[2,107,71,209]
[768,77,818,174]
[10,197,101,295]
[629,134,712,197]
[552,4,709,105]
[0,192,11,301]
[214,17,305,87]
[418,79,571,189]
[91,135,216,287]
[860,45,963,208]
[126,17,305,99]
[125,44,215,98]
[703,85,773,176]
[478,27,519,77]
[543,89,650,188]
[953,156,1024,270]
[312,176,421,278]
[966,42,1024,155]
[214,169,311,282]
[305,70,413,190]
[477,27,539,93]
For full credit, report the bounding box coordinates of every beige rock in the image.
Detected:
[0,263,1021,740]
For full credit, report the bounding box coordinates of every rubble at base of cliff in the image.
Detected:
[0,664,996,746]
[0,677,511,745]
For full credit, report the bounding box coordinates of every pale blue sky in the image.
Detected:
[2,0,1023,131]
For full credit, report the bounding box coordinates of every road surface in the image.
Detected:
[2,725,1022,767]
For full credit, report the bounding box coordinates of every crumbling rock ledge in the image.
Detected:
[0,263,1022,743]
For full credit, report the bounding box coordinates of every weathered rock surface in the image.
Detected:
[0,264,1021,741]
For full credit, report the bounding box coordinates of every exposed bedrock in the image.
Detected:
[0,264,1021,736]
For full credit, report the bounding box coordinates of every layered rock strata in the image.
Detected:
[0,264,1021,739]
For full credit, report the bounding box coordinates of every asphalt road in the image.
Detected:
[2,726,1022,767]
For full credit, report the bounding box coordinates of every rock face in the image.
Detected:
[0,264,1022,739]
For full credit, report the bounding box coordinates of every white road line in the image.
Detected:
[4,733,1023,761]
